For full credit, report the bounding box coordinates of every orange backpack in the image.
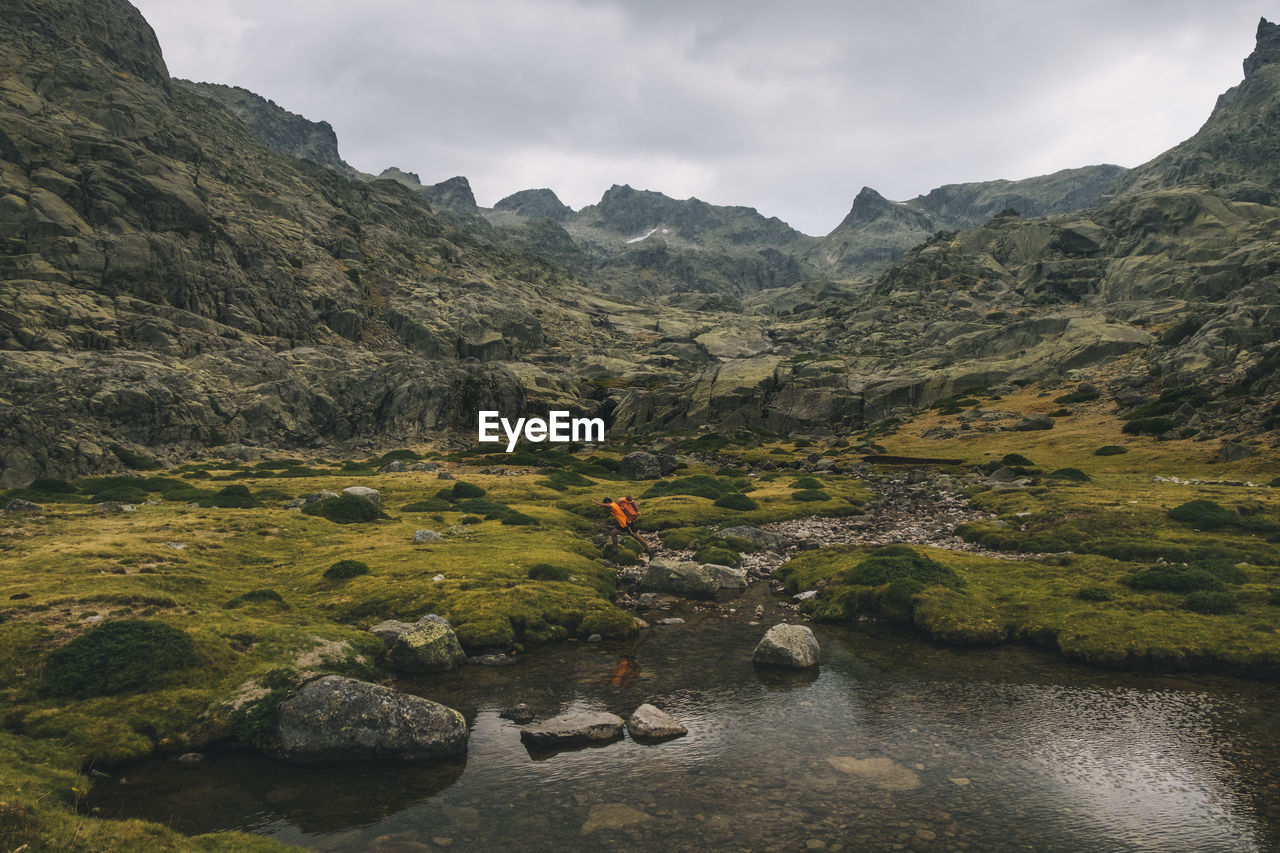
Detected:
[619,497,640,522]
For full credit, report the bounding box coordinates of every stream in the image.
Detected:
[87,582,1280,852]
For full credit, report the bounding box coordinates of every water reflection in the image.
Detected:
[86,590,1280,851]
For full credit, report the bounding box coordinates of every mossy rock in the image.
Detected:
[578,607,636,638]
[1122,416,1175,436]
[1122,565,1224,593]
[790,476,822,489]
[454,617,515,651]
[1000,453,1035,467]
[43,620,197,698]
[658,527,703,550]
[1054,390,1100,404]
[792,489,831,502]
[1047,467,1091,482]
[602,543,642,566]
[324,560,370,580]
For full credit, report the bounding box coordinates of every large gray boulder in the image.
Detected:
[370,614,466,672]
[520,711,625,747]
[271,675,468,762]
[719,525,792,551]
[341,486,381,505]
[639,559,718,599]
[626,704,687,740]
[701,563,748,589]
[753,623,820,669]
[620,451,663,480]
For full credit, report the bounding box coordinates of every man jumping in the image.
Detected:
[595,496,652,554]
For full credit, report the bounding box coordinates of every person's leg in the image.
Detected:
[628,527,650,551]
[610,527,620,546]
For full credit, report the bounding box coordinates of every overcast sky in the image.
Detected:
[132,0,1271,235]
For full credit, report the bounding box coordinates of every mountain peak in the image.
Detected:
[1244,18,1280,77]
[494,188,572,221]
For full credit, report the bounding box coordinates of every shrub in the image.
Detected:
[1122,417,1175,436]
[1270,477,1280,488]
[90,483,148,503]
[792,489,830,502]
[1182,591,1239,614]
[1000,454,1035,467]
[27,478,77,494]
[528,563,570,581]
[1047,468,1091,482]
[1188,558,1247,584]
[694,546,742,567]
[1122,565,1224,593]
[791,477,822,489]
[401,498,452,512]
[1094,445,1128,456]
[499,510,540,526]
[446,482,486,500]
[1076,586,1114,602]
[205,484,261,509]
[461,515,483,525]
[43,620,196,697]
[881,577,926,620]
[641,476,736,500]
[538,470,594,491]
[1269,588,1280,606]
[1168,499,1235,530]
[841,545,960,589]
[324,560,370,580]
[224,588,288,609]
[302,494,383,524]
[714,493,758,511]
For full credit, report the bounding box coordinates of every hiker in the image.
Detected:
[594,496,651,553]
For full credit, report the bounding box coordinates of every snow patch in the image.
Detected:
[626,227,671,244]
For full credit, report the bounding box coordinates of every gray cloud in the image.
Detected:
[133,0,1272,234]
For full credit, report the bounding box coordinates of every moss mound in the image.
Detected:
[1075,586,1114,602]
[224,588,288,609]
[303,494,383,524]
[713,493,758,511]
[204,484,261,508]
[841,545,961,588]
[43,620,197,698]
[1182,591,1239,614]
[1122,565,1224,593]
[1094,445,1128,456]
[323,560,370,580]
[693,545,742,567]
[792,489,831,502]
[1000,453,1035,467]
[790,477,822,489]
[1047,467,1091,482]
[528,563,570,581]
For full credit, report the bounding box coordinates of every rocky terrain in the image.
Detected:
[2,1,1278,490]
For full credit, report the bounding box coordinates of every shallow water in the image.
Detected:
[88,586,1280,852]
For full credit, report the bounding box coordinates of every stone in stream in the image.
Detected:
[271,675,467,762]
[701,562,748,589]
[500,703,536,723]
[753,623,820,668]
[626,704,687,740]
[580,803,653,834]
[519,711,624,747]
[370,614,467,672]
[827,756,920,790]
[638,559,718,599]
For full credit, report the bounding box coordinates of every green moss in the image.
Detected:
[200,484,262,509]
[1076,586,1115,602]
[1094,445,1128,456]
[1000,453,1035,466]
[841,545,961,588]
[713,493,758,511]
[693,546,742,567]
[302,494,384,524]
[454,616,515,651]
[223,588,289,609]
[1182,591,1239,614]
[790,477,822,489]
[641,475,739,500]
[42,620,197,698]
[792,489,830,502]
[602,544,642,566]
[323,560,370,580]
[658,527,703,550]
[1047,467,1091,482]
[447,482,487,500]
[1122,565,1224,593]
[402,498,452,512]
[528,563,570,581]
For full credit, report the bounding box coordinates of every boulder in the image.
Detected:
[94,501,136,513]
[1214,440,1255,463]
[701,563,748,589]
[413,529,444,544]
[302,490,339,505]
[520,711,625,747]
[753,623,820,668]
[5,498,41,514]
[638,559,719,599]
[1010,414,1054,431]
[626,704,687,740]
[370,615,466,672]
[271,675,467,762]
[500,703,536,723]
[408,462,440,472]
[437,471,455,480]
[341,486,381,505]
[620,451,663,480]
[380,460,409,473]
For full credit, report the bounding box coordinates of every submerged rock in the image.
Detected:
[500,703,536,723]
[626,703,687,740]
[580,803,653,834]
[827,756,920,790]
[639,559,718,599]
[370,615,466,672]
[753,623,820,668]
[519,711,624,747]
[272,675,467,762]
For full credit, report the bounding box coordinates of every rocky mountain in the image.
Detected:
[1,1,1277,486]
[809,165,1127,276]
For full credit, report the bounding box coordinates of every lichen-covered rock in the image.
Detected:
[341,486,381,505]
[271,675,467,762]
[620,451,663,480]
[626,704,687,740]
[1010,414,1054,431]
[413,529,443,543]
[639,559,718,599]
[753,623,820,668]
[370,615,466,672]
[719,525,792,551]
[4,498,41,514]
[520,711,624,747]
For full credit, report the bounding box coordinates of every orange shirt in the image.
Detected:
[607,501,629,525]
